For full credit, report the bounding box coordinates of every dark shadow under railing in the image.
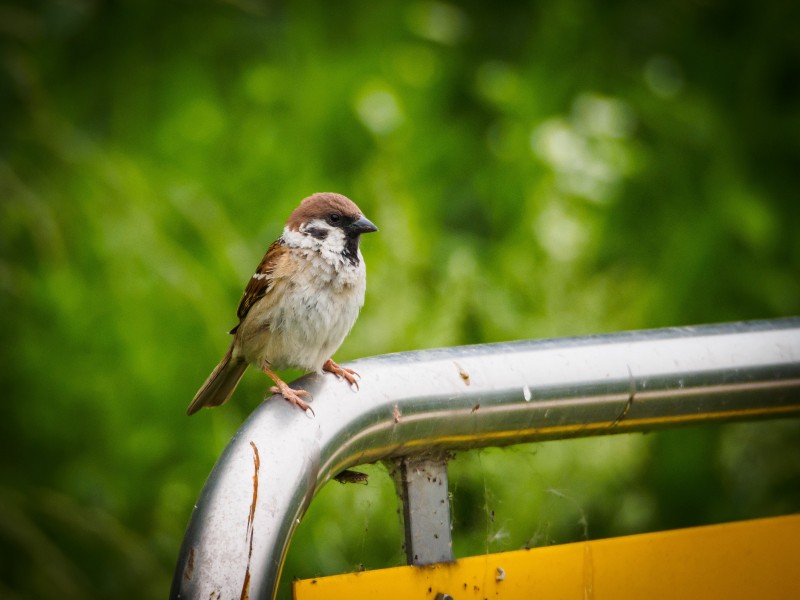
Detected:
[171,318,800,600]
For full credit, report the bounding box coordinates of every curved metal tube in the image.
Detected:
[171,319,800,599]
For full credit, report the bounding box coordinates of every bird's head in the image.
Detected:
[285,192,378,263]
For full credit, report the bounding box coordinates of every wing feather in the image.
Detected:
[231,239,287,331]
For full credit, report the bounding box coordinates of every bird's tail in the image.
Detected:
[187,345,248,416]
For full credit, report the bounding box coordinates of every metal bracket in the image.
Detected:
[391,456,454,565]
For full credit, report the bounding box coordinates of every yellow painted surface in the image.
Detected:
[294,514,800,600]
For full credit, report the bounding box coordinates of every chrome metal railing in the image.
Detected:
[171,318,800,600]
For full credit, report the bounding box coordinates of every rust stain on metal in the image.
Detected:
[247,441,261,533]
[455,362,471,385]
[611,365,636,428]
[183,547,195,581]
[240,441,261,600]
[611,392,634,427]
[240,567,251,600]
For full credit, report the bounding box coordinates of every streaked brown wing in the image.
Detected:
[233,239,287,326]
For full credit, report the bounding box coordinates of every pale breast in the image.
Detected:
[237,248,367,372]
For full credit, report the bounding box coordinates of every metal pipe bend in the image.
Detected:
[171,318,800,599]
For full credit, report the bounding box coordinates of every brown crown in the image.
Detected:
[286,192,362,230]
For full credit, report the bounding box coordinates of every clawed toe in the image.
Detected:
[339,369,360,390]
[261,365,315,415]
[323,359,361,390]
[269,385,314,415]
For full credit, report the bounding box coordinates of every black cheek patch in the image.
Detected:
[305,227,328,240]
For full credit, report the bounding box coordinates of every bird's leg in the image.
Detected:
[261,365,313,413]
[322,358,360,390]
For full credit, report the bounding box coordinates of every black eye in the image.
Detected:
[327,213,342,225]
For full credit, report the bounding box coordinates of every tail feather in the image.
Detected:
[187,345,248,416]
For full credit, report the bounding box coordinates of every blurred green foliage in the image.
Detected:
[1,0,799,598]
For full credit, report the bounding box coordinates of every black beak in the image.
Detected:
[348,215,378,235]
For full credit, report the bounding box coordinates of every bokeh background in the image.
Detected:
[2,0,799,598]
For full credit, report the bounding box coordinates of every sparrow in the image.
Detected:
[187,192,378,416]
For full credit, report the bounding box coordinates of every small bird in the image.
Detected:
[187,192,378,416]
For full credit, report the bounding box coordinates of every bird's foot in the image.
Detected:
[269,382,314,414]
[323,359,360,390]
[261,364,314,415]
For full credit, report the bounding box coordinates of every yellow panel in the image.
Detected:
[294,514,800,600]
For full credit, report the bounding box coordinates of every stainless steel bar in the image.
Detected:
[171,318,800,600]
[391,456,454,565]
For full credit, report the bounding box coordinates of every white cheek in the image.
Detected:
[285,223,349,259]
[282,226,317,249]
[321,228,347,255]
[311,225,348,262]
